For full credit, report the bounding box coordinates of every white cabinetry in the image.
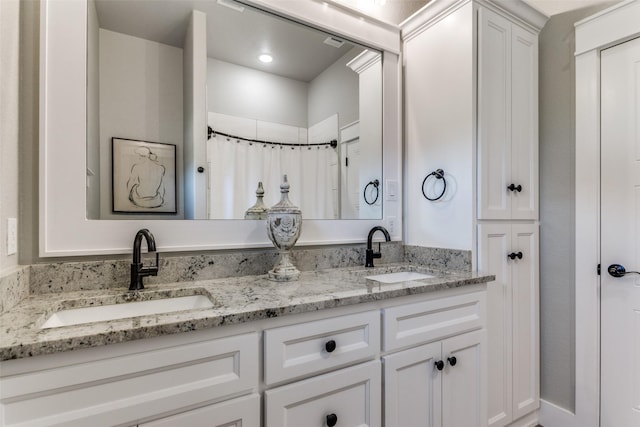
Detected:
[478,223,539,426]
[383,292,486,427]
[139,394,260,427]
[477,7,538,221]
[402,1,544,425]
[0,286,488,427]
[0,333,259,427]
[265,361,381,427]
[384,330,485,427]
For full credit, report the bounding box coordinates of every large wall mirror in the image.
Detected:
[87,0,383,221]
[40,0,401,256]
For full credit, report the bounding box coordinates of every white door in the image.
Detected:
[600,36,640,427]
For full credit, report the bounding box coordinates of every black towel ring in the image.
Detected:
[422,169,446,201]
[364,179,380,205]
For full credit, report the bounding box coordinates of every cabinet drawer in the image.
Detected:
[140,393,260,427]
[265,360,381,427]
[0,333,259,427]
[383,291,485,351]
[264,310,379,385]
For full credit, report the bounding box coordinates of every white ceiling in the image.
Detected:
[94,0,363,82]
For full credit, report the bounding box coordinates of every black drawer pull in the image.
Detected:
[326,413,338,426]
[324,340,337,353]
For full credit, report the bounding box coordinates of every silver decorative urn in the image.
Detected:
[244,181,268,220]
[266,175,302,281]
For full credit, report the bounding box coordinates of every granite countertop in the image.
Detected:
[0,263,493,361]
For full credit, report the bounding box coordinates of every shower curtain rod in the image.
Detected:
[207,126,338,149]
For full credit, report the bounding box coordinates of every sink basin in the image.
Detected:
[366,271,434,284]
[41,295,214,329]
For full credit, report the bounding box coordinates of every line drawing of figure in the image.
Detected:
[126,146,166,208]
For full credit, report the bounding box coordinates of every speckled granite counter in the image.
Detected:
[0,263,493,361]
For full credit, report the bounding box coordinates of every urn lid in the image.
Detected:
[268,175,301,214]
[245,181,268,220]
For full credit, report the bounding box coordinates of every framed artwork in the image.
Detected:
[112,137,177,214]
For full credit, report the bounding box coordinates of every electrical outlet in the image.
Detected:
[387,216,396,235]
[7,218,17,255]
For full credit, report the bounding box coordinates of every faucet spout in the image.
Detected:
[365,226,391,268]
[130,229,159,291]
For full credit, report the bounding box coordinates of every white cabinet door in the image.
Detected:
[140,394,260,427]
[383,342,442,427]
[511,224,539,419]
[478,7,511,220]
[478,223,512,427]
[441,330,485,427]
[478,223,539,426]
[478,8,538,221]
[510,25,538,220]
[265,361,381,427]
[384,331,484,427]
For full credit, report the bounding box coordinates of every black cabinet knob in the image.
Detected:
[507,183,523,192]
[508,252,523,260]
[435,360,445,371]
[325,340,337,353]
[326,413,338,427]
[447,356,457,366]
[197,166,205,173]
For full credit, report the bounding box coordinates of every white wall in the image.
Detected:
[308,48,360,131]
[0,0,20,273]
[98,29,184,220]
[354,53,382,219]
[538,3,612,413]
[207,57,308,128]
[404,3,475,250]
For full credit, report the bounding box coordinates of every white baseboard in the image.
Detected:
[539,399,577,427]
[508,410,540,427]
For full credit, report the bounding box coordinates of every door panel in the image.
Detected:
[601,36,640,427]
[511,224,539,418]
[383,342,442,427]
[478,224,512,427]
[511,26,538,220]
[441,330,485,427]
[478,8,512,220]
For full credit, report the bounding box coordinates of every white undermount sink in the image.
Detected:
[366,271,434,284]
[41,295,214,329]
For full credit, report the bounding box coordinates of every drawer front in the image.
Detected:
[0,333,259,427]
[264,310,380,385]
[383,291,485,352]
[141,393,260,427]
[265,360,381,427]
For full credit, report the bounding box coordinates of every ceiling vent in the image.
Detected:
[323,36,345,48]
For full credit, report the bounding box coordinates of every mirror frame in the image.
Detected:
[40,0,402,257]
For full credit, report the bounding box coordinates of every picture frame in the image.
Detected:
[112,137,177,214]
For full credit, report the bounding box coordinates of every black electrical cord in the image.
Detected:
[364,179,380,205]
[421,169,446,201]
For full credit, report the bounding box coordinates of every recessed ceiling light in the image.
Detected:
[259,54,273,63]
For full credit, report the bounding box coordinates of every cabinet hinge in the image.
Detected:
[597,264,601,275]
[346,157,349,167]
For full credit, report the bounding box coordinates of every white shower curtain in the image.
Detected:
[207,136,337,219]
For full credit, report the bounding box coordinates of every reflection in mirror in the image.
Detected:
[87,0,383,221]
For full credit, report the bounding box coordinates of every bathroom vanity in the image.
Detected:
[0,265,492,426]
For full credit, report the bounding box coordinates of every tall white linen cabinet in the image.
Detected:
[401,1,547,426]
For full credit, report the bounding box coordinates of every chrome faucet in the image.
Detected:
[130,229,159,291]
[365,226,391,267]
